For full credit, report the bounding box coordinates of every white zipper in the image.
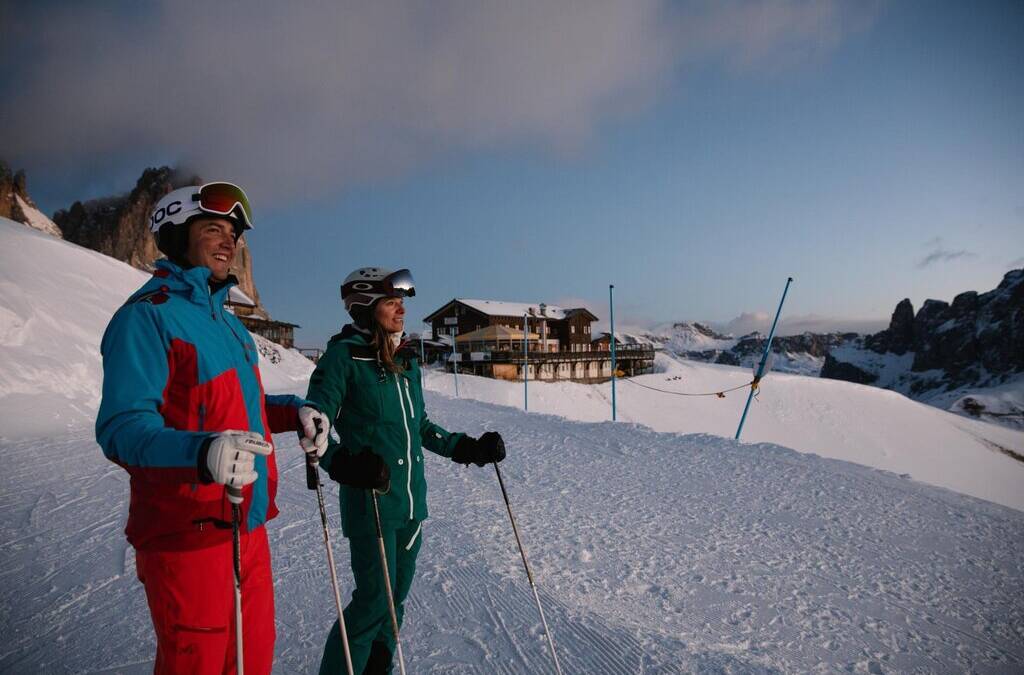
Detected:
[393,374,414,519]
[403,378,415,419]
[405,523,422,551]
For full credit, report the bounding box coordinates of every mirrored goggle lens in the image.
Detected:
[385,269,416,297]
[199,182,253,228]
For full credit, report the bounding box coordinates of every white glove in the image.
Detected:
[298,406,330,458]
[206,431,273,489]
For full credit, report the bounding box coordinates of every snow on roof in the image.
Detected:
[457,298,570,319]
[228,286,256,307]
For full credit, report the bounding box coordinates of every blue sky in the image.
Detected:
[2,1,1021,347]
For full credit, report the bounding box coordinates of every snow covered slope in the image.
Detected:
[1,397,1022,672]
[424,354,1024,512]
[0,215,1022,672]
[0,217,312,439]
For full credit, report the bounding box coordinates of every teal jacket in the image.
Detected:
[306,325,463,537]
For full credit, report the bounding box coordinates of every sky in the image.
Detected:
[2,1,1022,347]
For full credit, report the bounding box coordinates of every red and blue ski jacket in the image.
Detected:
[96,260,306,551]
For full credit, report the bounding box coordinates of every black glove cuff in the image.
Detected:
[325,450,349,484]
[451,435,476,465]
[197,436,215,484]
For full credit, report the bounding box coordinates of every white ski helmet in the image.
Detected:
[340,267,416,316]
[149,182,254,259]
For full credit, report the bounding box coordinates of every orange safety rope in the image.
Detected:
[619,377,756,398]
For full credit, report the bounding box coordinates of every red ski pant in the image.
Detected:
[135,526,275,675]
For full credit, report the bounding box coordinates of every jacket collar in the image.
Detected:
[330,323,407,345]
[131,259,239,308]
[330,323,370,345]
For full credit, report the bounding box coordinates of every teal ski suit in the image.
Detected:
[306,325,464,673]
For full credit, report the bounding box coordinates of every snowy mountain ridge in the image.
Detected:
[821,269,1024,426]
[623,270,1024,428]
[622,322,848,377]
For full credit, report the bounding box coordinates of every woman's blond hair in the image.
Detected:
[372,311,404,374]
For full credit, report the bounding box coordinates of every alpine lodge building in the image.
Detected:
[423,299,654,383]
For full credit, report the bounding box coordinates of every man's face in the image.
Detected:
[185,217,238,282]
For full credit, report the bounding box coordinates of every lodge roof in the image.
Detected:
[423,298,598,322]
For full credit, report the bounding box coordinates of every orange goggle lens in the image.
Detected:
[198,182,253,228]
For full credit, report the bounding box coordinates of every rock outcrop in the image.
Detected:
[821,270,1024,395]
[0,161,62,237]
[53,167,266,317]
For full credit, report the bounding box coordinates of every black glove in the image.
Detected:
[327,447,390,491]
[452,431,506,467]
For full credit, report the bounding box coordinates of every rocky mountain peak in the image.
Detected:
[864,298,914,355]
[823,269,1024,404]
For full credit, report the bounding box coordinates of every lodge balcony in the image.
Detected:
[445,345,656,383]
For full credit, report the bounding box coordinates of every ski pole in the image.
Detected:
[493,464,563,675]
[370,488,407,675]
[306,432,355,675]
[227,486,245,675]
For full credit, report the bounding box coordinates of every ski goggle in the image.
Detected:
[383,269,416,298]
[150,182,255,234]
[195,182,254,230]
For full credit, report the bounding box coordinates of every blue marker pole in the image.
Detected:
[452,340,459,398]
[523,312,529,411]
[609,284,617,422]
[735,277,793,441]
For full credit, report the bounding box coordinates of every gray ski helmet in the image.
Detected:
[149,182,254,260]
[340,267,416,315]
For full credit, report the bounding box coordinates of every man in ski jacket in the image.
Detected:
[307,266,506,674]
[96,182,330,674]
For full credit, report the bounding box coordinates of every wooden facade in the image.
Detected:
[236,315,299,349]
[226,286,299,350]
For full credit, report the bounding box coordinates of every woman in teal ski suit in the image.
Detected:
[306,267,506,674]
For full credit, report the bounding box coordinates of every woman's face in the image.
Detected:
[375,297,405,333]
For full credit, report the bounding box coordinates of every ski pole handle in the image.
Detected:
[227,486,244,505]
[306,418,325,490]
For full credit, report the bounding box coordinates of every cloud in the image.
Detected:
[591,311,887,337]
[0,1,878,203]
[917,248,977,269]
[714,312,887,336]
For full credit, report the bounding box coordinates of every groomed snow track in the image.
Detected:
[2,392,1023,673]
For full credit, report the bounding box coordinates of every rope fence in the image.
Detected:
[619,375,762,399]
